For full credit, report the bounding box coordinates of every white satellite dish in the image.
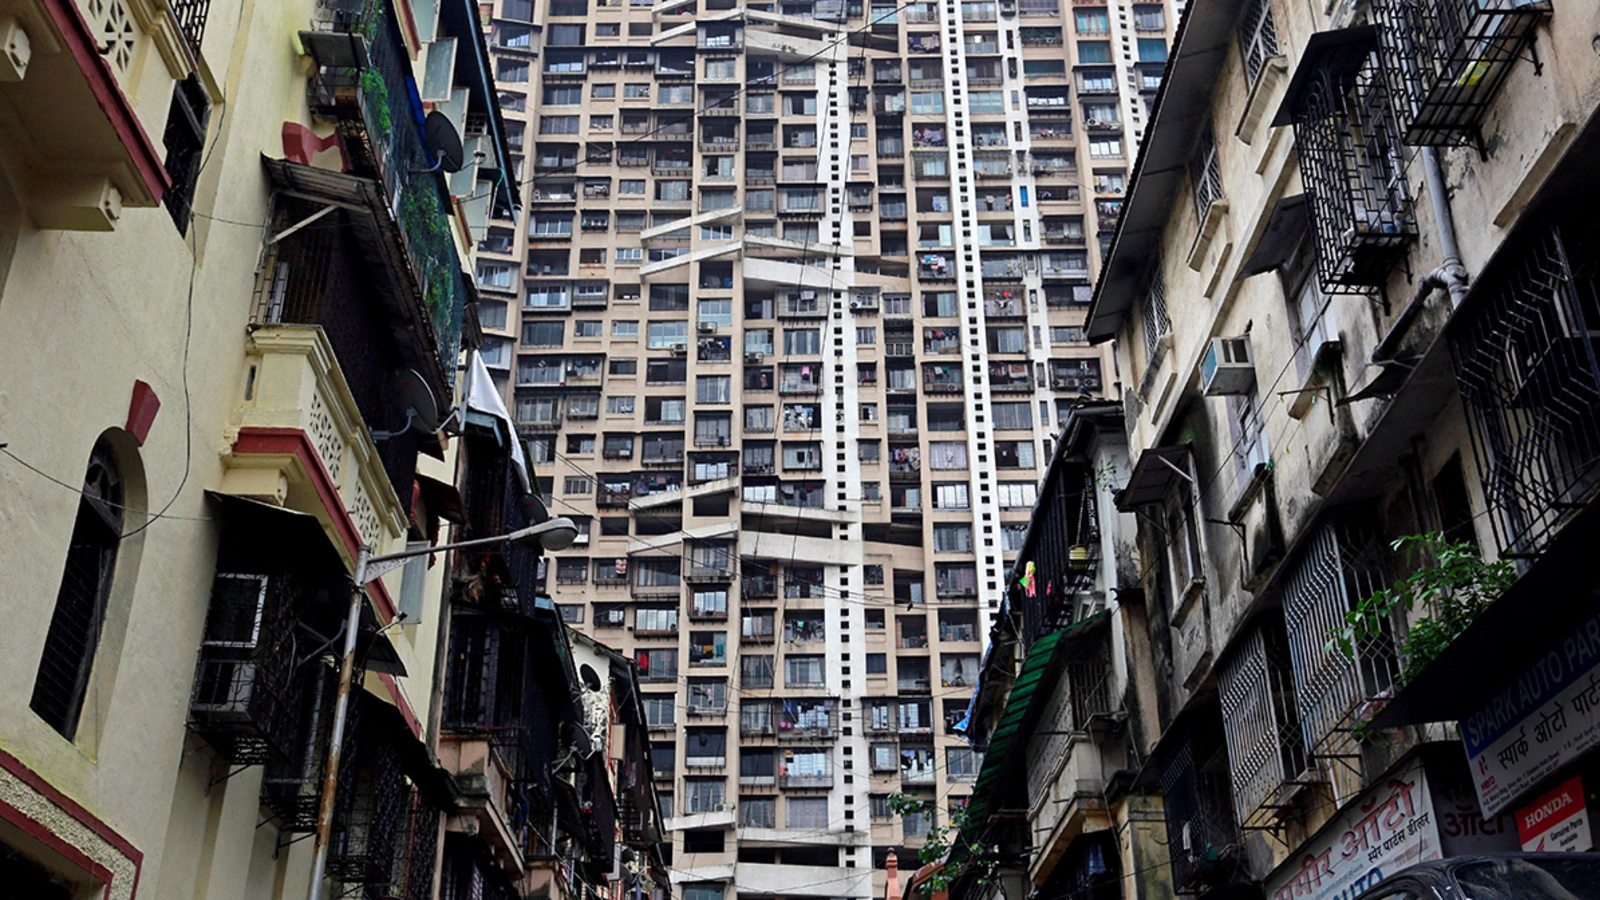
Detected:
[371,369,440,439]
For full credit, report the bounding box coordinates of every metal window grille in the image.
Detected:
[30,441,122,738]
[1239,0,1281,88]
[1141,272,1171,364]
[1371,0,1550,151]
[170,0,211,52]
[261,662,340,832]
[1281,515,1399,752]
[1449,220,1600,558]
[1157,715,1240,892]
[1026,656,1115,801]
[1282,30,1416,296]
[401,800,442,900]
[188,573,305,765]
[1190,129,1224,222]
[329,696,408,884]
[1218,618,1311,828]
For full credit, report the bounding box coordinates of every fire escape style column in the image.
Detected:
[937,0,1007,621]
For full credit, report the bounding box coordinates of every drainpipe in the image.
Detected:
[1371,147,1469,363]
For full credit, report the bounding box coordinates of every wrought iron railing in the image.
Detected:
[1450,219,1600,558]
[1282,30,1416,295]
[171,0,212,53]
[1014,461,1100,649]
[1370,0,1550,151]
[329,696,408,885]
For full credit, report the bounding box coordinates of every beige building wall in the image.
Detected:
[0,1,496,897]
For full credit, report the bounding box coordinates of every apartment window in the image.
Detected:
[648,321,690,349]
[741,798,777,828]
[497,58,529,81]
[1141,272,1171,368]
[625,82,650,98]
[522,321,564,347]
[574,321,603,339]
[856,327,877,345]
[784,329,821,356]
[705,58,736,79]
[684,781,726,814]
[745,406,775,432]
[1074,9,1108,33]
[911,92,945,115]
[934,483,970,510]
[1191,128,1223,221]
[638,648,679,680]
[696,376,732,405]
[987,327,1027,354]
[933,523,974,553]
[568,435,596,454]
[607,396,635,414]
[948,747,980,779]
[785,655,825,687]
[788,797,829,829]
[608,320,640,341]
[545,85,582,104]
[637,607,680,634]
[998,482,1039,510]
[866,653,887,674]
[928,442,968,470]
[1137,38,1168,62]
[1090,138,1124,158]
[31,441,123,736]
[644,695,676,727]
[1077,40,1112,63]
[539,115,580,134]
[741,655,775,688]
[992,401,1033,430]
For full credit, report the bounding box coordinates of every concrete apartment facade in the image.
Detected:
[1039,0,1600,898]
[473,0,1176,897]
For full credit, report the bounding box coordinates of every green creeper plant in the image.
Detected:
[889,792,993,898]
[1327,533,1515,687]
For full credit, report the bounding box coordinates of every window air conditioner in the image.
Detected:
[1201,335,1255,396]
[672,344,690,356]
[746,352,765,362]
[698,322,717,334]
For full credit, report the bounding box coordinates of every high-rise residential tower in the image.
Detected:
[474,0,1174,897]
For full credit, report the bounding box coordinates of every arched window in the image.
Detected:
[30,441,123,737]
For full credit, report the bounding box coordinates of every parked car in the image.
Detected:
[1354,854,1600,900]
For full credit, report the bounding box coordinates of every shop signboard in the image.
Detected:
[1515,775,1592,853]
[1264,752,1512,900]
[1459,606,1600,816]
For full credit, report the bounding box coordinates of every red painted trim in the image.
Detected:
[378,673,424,737]
[42,0,173,201]
[0,748,142,899]
[230,427,398,620]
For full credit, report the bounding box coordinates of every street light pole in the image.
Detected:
[305,518,577,900]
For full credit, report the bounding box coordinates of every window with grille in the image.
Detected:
[1238,0,1281,88]
[787,797,829,829]
[31,441,122,737]
[741,798,776,828]
[1281,33,1415,294]
[741,655,775,688]
[1218,616,1310,826]
[162,75,210,234]
[1141,271,1171,369]
[684,780,725,813]
[1191,127,1223,222]
[1281,516,1398,752]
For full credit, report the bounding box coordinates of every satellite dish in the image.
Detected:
[372,369,439,440]
[423,111,465,174]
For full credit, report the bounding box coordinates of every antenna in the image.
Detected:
[370,369,440,440]
[418,111,465,174]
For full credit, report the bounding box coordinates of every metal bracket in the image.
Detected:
[1276,385,1335,423]
[266,203,336,245]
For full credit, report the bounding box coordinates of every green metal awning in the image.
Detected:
[949,611,1114,871]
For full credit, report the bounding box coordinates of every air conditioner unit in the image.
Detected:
[746,352,765,363]
[1200,335,1256,396]
[849,300,862,310]
[698,322,716,334]
[672,344,690,356]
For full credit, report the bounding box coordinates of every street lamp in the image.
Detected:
[306,516,577,900]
